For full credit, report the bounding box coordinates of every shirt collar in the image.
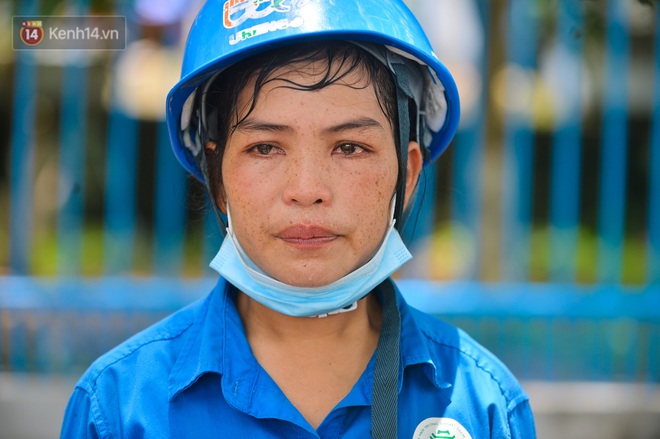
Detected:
[168,278,231,401]
[168,278,451,402]
[396,285,453,391]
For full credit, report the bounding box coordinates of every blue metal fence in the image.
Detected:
[1,0,660,380]
[1,276,658,381]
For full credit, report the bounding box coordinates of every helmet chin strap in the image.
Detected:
[371,59,412,437]
[392,65,414,231]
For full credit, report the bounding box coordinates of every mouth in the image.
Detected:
[275,225,339,248]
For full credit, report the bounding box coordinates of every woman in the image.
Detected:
[61,1,536,438]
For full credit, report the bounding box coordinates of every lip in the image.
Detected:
[275,225,339,248]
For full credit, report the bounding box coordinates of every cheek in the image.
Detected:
[347,162,398,222]
[371,157,398,199]
[223,165,283,246]
[222,166,259,223]
[225,183,264,218]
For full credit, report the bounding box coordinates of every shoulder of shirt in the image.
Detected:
[406,305,530,412]
[73,295,207,393]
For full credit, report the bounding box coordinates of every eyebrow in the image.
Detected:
[321,117,384,134]
[236,117,384,135]
[236,120,292,133]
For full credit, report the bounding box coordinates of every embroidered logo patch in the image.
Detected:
[413,418,472,439]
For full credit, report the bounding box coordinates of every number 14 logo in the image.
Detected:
[20,20,44,46]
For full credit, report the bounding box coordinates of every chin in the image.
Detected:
[274,267,345,288]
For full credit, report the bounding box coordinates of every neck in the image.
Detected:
[236,290,382,429]
[236,291,382,344]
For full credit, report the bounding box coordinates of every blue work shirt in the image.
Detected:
[61,278,536,438]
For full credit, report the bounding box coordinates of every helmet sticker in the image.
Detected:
[224,0,312,45]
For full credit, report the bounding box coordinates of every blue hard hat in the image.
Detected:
[166,0,461,182]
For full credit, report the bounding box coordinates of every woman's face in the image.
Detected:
[218,63,413,287]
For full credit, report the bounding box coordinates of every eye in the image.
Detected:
[334,143,365,156]
[249,143,282,156]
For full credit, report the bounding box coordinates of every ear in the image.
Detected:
[403,141,423,210]
[216,188,228,215]
[205,141,228,214]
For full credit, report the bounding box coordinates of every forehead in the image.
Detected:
[245,59,374,98]
[233,57,392,128]
[235,72,389,138]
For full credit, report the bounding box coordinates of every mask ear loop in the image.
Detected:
[388,195,397,226]
[225,201,232,229]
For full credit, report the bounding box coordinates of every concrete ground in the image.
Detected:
[1,374,659,438]
[525,381,660,439]
[0,374,77,439]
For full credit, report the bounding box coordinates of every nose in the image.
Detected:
[282,154,332,207]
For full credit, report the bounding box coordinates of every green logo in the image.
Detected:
[413,418,472,439]
[430,430,455,439]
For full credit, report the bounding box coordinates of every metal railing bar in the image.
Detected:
[597,0,631,283]
[500,0,539,281]
[549,0,585,282]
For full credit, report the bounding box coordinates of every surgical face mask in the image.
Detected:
[209,199,412,317]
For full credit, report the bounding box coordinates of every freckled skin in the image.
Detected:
[218,64,399,287]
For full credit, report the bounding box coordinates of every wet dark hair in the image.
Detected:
[198,41,405,204]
